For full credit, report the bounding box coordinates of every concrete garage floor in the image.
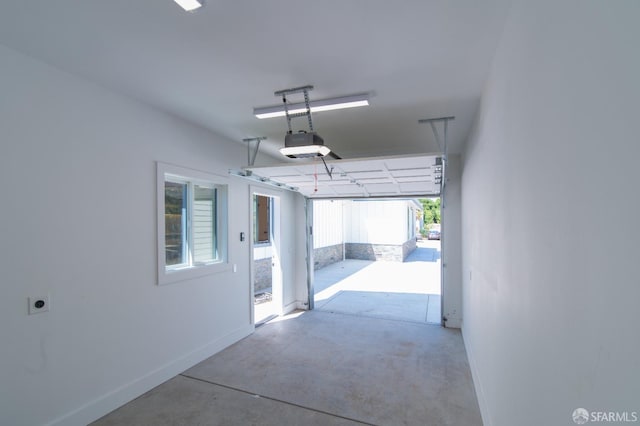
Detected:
[93,310,481,426]
[314,240,442,324]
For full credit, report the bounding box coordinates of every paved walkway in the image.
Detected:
[314,240,442,324]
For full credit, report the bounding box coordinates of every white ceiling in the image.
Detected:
[245,154,442,198]
[0,0,511,162]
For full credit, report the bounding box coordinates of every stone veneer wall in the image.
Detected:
[253,257,272,292]
[313,243,344,270]
[346,239,417,262]
[402,238,417,261]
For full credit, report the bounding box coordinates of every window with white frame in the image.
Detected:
[157,163,228,285]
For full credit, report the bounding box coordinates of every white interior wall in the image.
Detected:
[461,2,640,425]
[0,44,303,426]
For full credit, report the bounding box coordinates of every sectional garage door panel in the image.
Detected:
[245,154,442,198]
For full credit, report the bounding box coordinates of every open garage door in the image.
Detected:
[243,154,442,199]
[234,153,446,326]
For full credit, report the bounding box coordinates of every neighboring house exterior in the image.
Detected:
[313,199,421,269]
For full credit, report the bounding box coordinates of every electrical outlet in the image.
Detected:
[28,295,50,315]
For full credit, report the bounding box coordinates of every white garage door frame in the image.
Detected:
[304,194,445,327]
[230,153,447,326]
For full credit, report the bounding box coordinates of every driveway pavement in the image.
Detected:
[314,240,442,324]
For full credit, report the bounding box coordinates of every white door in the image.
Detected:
[251,187,283,325]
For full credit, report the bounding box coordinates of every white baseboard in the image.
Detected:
[283,301,298,315]
[283,300,308,315]
[461,325,491,426]
[49,324,254,426]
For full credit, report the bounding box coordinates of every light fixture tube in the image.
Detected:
[174,0,203,11]
[254,93,370,119]
[279,145,331,157]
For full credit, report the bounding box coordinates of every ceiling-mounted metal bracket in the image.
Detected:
[274,85,314,96]
[243,137,267,166]
[420,116,455,202]
[320,157,334,180]
[275,85,315,134]
[418,116,455,155]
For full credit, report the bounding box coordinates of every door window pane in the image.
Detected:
[254,195,270,243]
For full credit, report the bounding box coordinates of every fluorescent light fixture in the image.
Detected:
[174,0,203,11]
[254,93,370,119]
[280,145,331,158]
